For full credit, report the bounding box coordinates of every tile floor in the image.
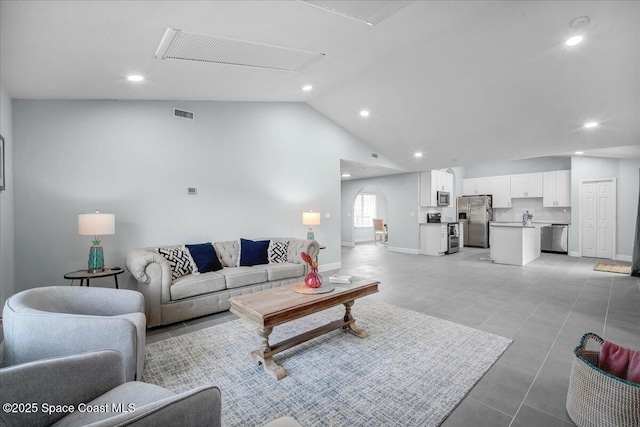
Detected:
[147,244,640,426]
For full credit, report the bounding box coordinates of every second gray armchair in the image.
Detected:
[2,286,146,380]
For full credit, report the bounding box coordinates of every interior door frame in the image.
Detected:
[578,178,617,260]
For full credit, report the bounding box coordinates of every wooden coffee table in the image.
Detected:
[229,278,379,380]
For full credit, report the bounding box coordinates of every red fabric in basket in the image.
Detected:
[599,340,640,383]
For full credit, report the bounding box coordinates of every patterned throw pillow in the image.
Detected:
[268,240,289,263]
[156,247,193,281]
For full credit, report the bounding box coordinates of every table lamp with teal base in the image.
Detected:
[78,211,115,273]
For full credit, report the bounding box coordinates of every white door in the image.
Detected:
[581,180,614,259]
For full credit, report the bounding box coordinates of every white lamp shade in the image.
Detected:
[78,212,115,236]
[302,212,321,226]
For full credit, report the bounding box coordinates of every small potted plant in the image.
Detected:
[526,210,533,226]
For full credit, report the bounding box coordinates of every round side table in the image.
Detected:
[64,268,124,289]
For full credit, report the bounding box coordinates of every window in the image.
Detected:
[353,193,377,228]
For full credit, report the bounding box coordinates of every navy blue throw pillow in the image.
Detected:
[185,243,222,273]
[239,238,270,266]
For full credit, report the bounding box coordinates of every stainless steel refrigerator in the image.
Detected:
[457,195,493,248]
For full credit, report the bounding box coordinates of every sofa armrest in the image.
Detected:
[0,350,125,427]
[126,249,171,286]
[126,249,172,327]
[286,239,320,272]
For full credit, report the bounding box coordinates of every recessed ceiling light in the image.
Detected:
[414,152,423,158]
[302,85,313,91]
[127,75,145,82]
[341,173,352,178]
[566,36,583,46]
[360,110,370,117]
[575,151,584,155]
[584,122,598,128]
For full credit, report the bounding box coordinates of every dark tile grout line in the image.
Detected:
[507,262,595,427]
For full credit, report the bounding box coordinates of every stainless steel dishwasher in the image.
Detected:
[541,224,568,253]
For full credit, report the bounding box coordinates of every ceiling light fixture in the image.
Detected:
[575,151,584,155]
[127,75,144,82]
[565,36,583,46]
[584,122,598,128]
[302,85,313,91]
[360,110,370,117]
[341,173,352,178]
[414,152,423,158]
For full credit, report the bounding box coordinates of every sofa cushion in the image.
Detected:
[218,267,267,289]
[268,240,289,263]
[156,247,193,281]
[185,242,222,274]
[238,238,269,266]
[256,262,304,281]
[170,272,226,301]
[213,241,239,268]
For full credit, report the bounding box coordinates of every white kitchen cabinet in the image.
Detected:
[420,170,453,207]
[510,172,542,198]
[462,177,492,196]
[543,170,571,207]
[420,223,447,256]
[492,175,512,208]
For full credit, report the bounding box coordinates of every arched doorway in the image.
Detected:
[351,186,389,244]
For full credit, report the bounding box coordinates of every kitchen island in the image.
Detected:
[490,222,543,266]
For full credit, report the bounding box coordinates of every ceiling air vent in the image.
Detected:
[155,28,325,72]
[371,153,379,158]
[174,108,194,121]
[299,0,413,25]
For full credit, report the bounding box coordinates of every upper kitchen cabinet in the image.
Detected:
[510,172,542,198]
[420,170,453,207]
[462,177,492,196]
[543,170,571,207]
[492,175,512,208]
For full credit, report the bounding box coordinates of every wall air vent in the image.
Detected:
[155,28,325,72]
[299,0,413,25]
[174,108,194,121]
[371,153,379,158]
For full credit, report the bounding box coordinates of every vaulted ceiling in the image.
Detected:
[1,1,638,174]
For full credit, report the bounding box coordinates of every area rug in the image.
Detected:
[143,300,512,426]
[594,262,631,274]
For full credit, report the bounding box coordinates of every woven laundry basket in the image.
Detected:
[566,333,640,427]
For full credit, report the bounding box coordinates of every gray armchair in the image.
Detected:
[0,350,221,427]
[2,286,145,380]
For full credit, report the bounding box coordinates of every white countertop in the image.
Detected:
[490,222,542,228]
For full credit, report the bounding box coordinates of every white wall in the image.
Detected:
[0,84,15,307]
[12,100,400,291]
[464,156,571,178]
[616,159,640,258]
[341,173,419,253]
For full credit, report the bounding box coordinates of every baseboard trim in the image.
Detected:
[616,254,632,262]
[319,262,341,273]
[341,242,355,247]
[568,251,580,257]
[387,247,420,255]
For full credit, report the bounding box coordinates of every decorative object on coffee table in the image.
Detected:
[78,210,115,272]
[292,282,334,294]
[302,211,320,240]
[300,252,322,288]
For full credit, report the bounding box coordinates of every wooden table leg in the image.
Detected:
[343,300,369,338]
[249,326,286,380]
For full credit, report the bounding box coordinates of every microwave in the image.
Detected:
[437,191,450,207]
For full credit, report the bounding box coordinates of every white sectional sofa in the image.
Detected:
[126,238,319,327]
